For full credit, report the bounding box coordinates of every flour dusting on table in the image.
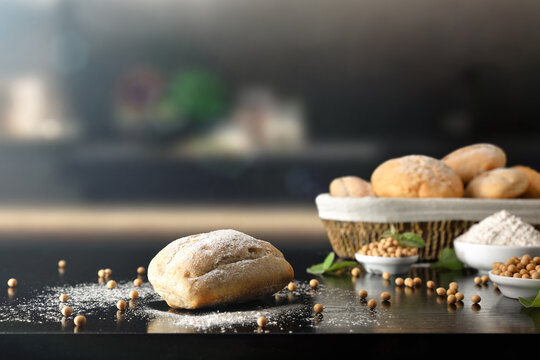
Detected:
[0,280,388,333]
[0,281,160,324]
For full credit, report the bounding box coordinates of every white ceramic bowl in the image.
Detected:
[453,239,540,272]
[354,253,418,275]
[488,272,540,299]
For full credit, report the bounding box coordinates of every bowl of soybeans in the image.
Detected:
[488,254,540,299]
[355,238,419,275]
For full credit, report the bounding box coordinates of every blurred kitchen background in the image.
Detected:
[0,0,539,243]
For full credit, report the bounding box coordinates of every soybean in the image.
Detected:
[117,300,127,311]
[74,315,87,326]
[257,316,268,327]
[287,282,297,291]
[61,306,73,317]
[436,288,446,296]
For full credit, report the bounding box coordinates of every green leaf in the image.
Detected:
[306,263,326,275]
[322,252,335,271]
[430,248,463,270]
[326,261,358,273]
[519,290,540,308]
[381,225,398,239]
[439,248,458,264]
[397,232,426,248]
[306,252,357,275]
[380,226,425,249]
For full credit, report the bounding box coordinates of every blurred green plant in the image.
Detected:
[158,69,229,127]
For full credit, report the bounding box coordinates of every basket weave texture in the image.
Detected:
[321,219,476,261]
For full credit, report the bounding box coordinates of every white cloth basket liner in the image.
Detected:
[315,194,540,224]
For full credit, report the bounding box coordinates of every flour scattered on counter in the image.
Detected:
[145,282,387,333]
[0,281,160,324]
[146,303,306,333]
[457,210,540,246]
[0,280,387,333]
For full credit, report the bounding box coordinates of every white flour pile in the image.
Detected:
[458,210,540,246]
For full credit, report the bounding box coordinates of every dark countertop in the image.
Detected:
[0,239,539,358]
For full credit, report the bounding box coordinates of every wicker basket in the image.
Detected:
[321,219,476,261]
[316,194,540,262]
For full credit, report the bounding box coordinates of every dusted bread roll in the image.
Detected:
[442,143,506,183]
[371,155,464,198]
[513,166,540,198]
[465,168,529,199]
[330,176,374,197]
[148,229,294,309]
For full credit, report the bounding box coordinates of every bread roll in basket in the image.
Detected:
[315,194,540,261]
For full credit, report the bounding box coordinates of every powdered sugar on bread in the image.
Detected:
[163,230,282,277]
[371,155,464,198]
[148,230,294,309]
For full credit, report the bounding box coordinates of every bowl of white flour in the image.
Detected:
[454,210,540,272]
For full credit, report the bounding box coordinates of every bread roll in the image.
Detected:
[148,229,294,309]
[465,168,529,199]
[442,143,506,183]
[512,166,540,198]
[371,155,464,198]
[329,176,374,197]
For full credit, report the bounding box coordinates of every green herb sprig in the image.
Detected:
[430,248,463,271]
[519,290,540,308]
[307,252,357,275]
[381,225,426,248]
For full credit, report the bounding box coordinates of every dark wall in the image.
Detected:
[0,0,538,204]
[63,0,540,140]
